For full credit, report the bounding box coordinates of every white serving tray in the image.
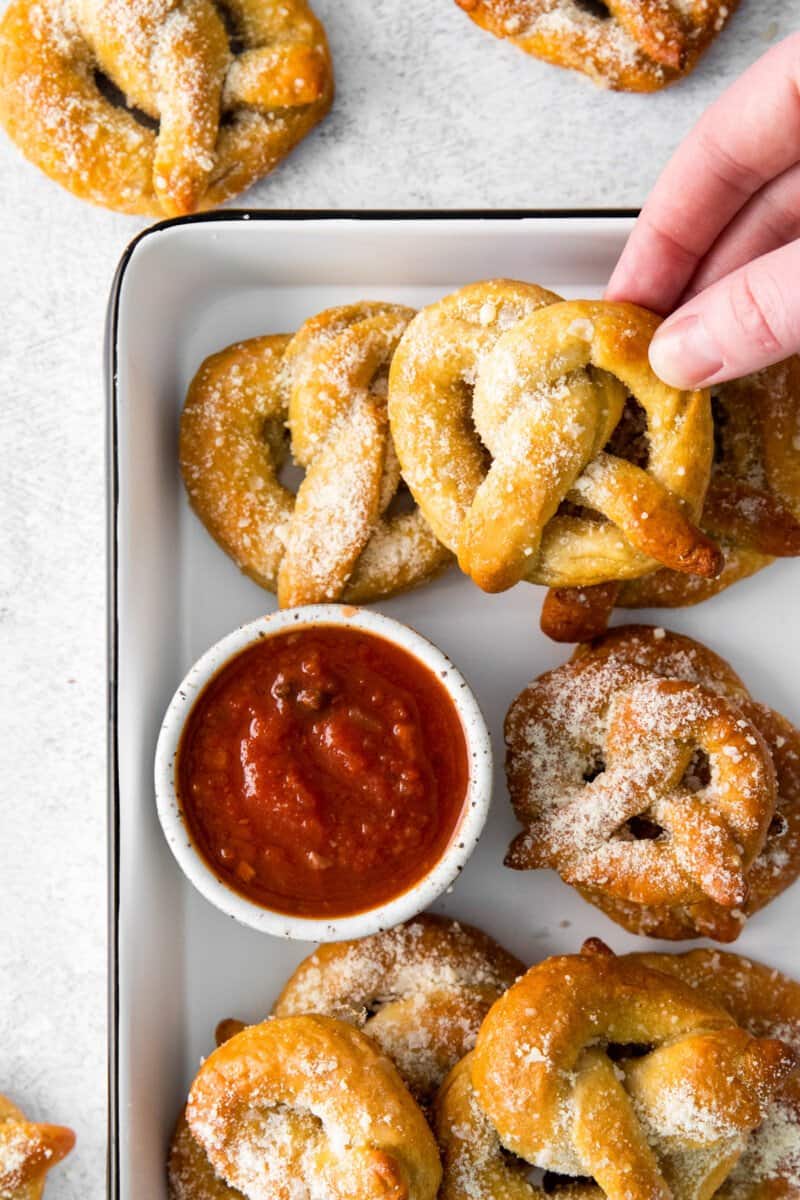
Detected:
[107,214,800,1200]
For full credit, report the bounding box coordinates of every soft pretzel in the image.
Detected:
[505,626,776,913]
[186,1015,441,1200]
[561,626,800,942]
[544,359,800,642]
[462,943,795,1199]
[0,0,333,216]
[624,949,800,1199]
[503,625,800,940]
[454,0,739,92]
[0,1094,74,1200]
[273,915,524,1102]
[180,318,449,607]
[389,287,720,594]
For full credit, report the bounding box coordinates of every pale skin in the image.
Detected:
[606,33,800,389]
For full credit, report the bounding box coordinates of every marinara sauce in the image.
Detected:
[176,624,469,917]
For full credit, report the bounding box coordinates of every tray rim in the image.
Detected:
[104,207,640,1199]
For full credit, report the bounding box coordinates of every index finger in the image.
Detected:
[606,32,800,314]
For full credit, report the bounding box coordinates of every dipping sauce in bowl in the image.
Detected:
[156,605,491,939]
[177,625,468,918]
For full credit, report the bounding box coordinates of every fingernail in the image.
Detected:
[649,315,724,389]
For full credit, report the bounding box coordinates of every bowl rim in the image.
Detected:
[153,603,493,941]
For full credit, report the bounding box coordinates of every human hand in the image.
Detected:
[606,33,800,389]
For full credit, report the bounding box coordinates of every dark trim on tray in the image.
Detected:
[105,238,124,1200]
[104,208,637,1198]
[107,208,639,296]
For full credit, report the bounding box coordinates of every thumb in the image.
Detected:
[648,238,800,388]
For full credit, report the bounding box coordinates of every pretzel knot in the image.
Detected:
[273,915,523,1103]
[505,636,777,915]
[463,947,796,1199]
[537,626,800,944]
[180,315,450,608]
[186,1015,441,1200]
[0,0,333,216]
[389,288,720,594]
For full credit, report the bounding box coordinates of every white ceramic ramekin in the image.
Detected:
[154,604,493,941]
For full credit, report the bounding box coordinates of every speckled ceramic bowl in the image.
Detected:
[154,604,493,941]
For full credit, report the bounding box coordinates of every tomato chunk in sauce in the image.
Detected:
[177,624,469,917]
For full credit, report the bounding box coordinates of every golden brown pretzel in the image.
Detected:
[273,915,524,1102]
[180,321,449,606]
[0,0,332,215]
[389,289,719,593]
[0,1094,74,1200]
[623,949,800,1200]
[559,626,800,942]
[454,0,739,92]
[186,1015,442,1200]
[505,626,776,921]
[444,943,795,1200]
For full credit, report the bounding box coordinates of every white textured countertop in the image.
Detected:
[1,1,798,1195]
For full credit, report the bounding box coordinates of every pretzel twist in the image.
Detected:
[273,915,523,1102]
[0,1094,74,1200]
[465,946,796,1199]
[454,0,740,92]
[558,627,800,943]
[180,320,450,607]
[505,625,779,925]
[0,0,332,215]
[186,1015,441,1200]
[278,303,449,607]
[389,288,720,593]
